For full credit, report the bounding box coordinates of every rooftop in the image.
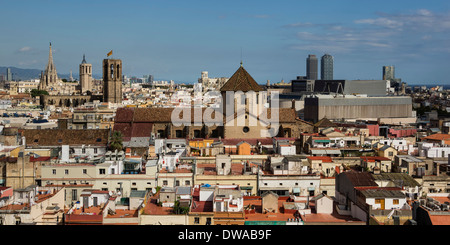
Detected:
[220,65,262,92]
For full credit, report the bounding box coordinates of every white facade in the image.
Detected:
[259,174,321,196]
[379,138,409,151]
[278,145,296,156]
[365,197,408,210]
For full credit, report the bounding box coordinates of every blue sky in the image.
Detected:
[1,0,450,85]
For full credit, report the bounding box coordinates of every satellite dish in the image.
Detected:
[152,189,156,194]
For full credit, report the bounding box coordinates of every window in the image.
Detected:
[99,169,106,175]
[72,189,77,201]
[185,180,190,185]
[393,199,399,205]
[132,182,136,186]
[194,217,200,224]
[194,130,201,138]
[176,130,183,138]
[163,180,168,186]
[94,148,98,154]
[83,169,87,174]
[52,169,56,175]
[243,126,249,133]
[65,169,69,175]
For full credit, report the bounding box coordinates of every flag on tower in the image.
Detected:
[107,50,113,57]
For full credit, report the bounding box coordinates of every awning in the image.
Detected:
[314,140,330,143]
[240,186,253,190]
[292,188,300,193]
[310,149,341,155]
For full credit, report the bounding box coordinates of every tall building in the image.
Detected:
[79,55,92,93]
[321,54,333,80]
[102,58,122,103]
[6,68,12,81]
[383,66,395,80]
[39,43,61,91]
[306,55,318,80]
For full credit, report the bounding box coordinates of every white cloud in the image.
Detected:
[285,9,450,57]
[18,46,32,52]
[354,17,403,29]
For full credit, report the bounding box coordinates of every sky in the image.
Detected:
[1,0,450,85]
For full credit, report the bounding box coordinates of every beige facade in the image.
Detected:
[188,211,214,225]
[421,175,450,194]
[69,106,115,130]
[0,187,65,225]
[157,171,193,188]
[80,55,93,94]
[139,213,188,225]
[41,163,157,206]
[4,154,42,190]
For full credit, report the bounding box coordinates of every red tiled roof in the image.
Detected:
[423,133,450,141]
[307,156,333,162]
[360,156,391,162]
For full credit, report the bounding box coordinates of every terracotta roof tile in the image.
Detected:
[220,65,262,92]
[22,129,109,146]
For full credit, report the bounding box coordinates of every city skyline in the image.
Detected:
[1,0,450,84]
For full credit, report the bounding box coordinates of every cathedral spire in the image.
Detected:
[43,42,58,85]
[46,42,55,72]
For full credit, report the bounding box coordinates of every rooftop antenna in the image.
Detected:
[240,47,243,67]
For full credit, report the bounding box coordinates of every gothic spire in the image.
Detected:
[43,42,58,82]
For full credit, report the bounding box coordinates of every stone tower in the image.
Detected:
[39,43,60,91]
[79,55,92,94]
[102,58,122,103]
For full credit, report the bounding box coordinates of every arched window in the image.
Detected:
[110,64,114,79]
[117,64,120,79]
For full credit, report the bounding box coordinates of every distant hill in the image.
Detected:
[0,66,79,81]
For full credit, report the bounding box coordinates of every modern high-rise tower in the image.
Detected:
[6,68,12,81]
[79,55,92,93]
[321,54,334,80]
[103,58,122,103]
[383,66,395,80]
[306,54,318,80]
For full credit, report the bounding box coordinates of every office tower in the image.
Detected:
[80,54,93,93]
[6,68,12,81]
[103,58,123,103]
[148,75,154,84]
[383,66,395,80]
[306,55,318,80]
[321,54,334,80]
